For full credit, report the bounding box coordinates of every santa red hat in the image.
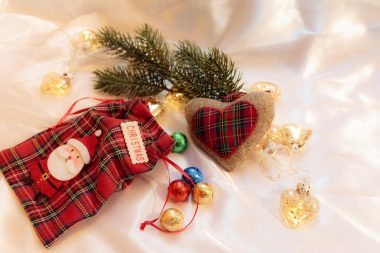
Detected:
[67,130,102,164]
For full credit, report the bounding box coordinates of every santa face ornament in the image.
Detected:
[48,143,85,180]
[30,130,102,198]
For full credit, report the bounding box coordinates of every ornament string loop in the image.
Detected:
[140,156,199,233]
[54,97,123,127]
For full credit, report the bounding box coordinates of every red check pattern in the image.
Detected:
[191,101,258,158]
[0,98,174,248]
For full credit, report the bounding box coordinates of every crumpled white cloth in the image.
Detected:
[0,0,379,252]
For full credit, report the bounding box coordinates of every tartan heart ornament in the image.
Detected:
[191,101,258,158]
[185,92,274,171]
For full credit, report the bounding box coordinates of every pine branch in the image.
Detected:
[173,41,243,99]
[97,26,133,58]
[97,25,172,78]
[94,65,166,97]
[173,41,211,98]
[134,24,172,75]
[94,24,244,100]
[205,47,243,95]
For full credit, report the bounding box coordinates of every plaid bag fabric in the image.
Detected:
[0,98,174,248]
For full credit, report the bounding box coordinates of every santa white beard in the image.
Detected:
[47,145,84,181]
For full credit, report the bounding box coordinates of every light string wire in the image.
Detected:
[257,133,311,185]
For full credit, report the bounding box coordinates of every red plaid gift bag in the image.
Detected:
[0,98,175,247]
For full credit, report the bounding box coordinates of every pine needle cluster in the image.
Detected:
[94,24,243,100]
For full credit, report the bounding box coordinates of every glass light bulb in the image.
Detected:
[40,72,72,96]
[280,183,319,228]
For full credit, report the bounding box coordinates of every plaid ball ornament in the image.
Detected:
[185,92,274,171]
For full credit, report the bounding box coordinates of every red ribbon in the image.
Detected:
[140,156,199,233]
[54,97,123,127]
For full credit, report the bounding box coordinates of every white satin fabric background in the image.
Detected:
[0,0,379,252]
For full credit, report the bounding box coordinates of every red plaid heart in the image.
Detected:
[191,101,258,158]
[186,92,274,171]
